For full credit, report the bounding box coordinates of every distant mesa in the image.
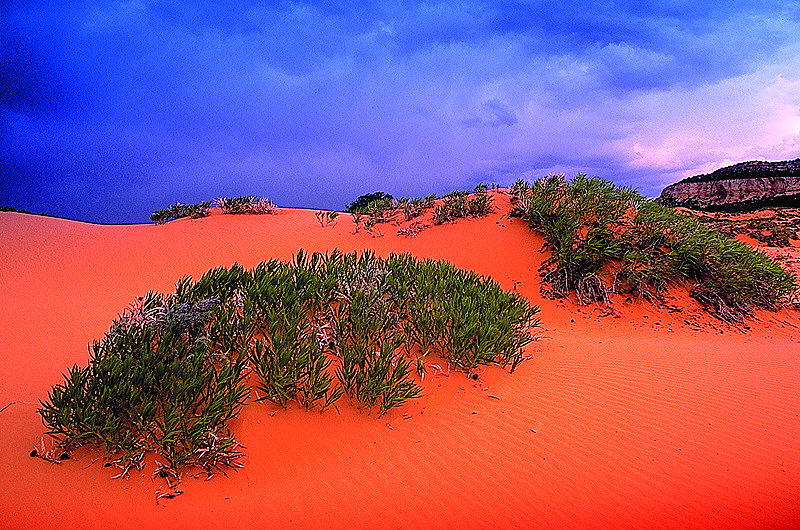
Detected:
[658,159,800,211]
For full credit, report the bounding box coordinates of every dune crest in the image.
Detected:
[1,192,799,528]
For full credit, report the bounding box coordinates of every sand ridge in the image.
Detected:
[1,191,799,528]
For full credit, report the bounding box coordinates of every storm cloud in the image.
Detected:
[3,0,800,222]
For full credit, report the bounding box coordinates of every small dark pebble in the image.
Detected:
[104,462,112,467]
[471,373,479,380]
[159,469,169,478]
[60,453,70,460]
[30,449,38,457]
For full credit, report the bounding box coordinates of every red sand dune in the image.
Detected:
[2,191,799,529]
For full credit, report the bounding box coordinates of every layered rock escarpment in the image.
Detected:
[658,159,800,211]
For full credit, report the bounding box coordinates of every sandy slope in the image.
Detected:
[1,191,799,529]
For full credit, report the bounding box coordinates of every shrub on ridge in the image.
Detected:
[215,196,277,215]
[511,174,797,321]
[151,201,212,224]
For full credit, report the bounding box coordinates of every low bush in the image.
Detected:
[511,174,797,321]
[345,192,394,213]
[348,185,495,230]
[151,201,212,224]
[348,194,433,232]
[39,294,248,476]
[467,192,494,216]
[402,195,437,220]
[215,196,277,215]
[387,255,538,372]
[433,185,495,224]
[333,285,421,411]
[315,210,339,227]
[151,197,277,223]
[40,250,540,477]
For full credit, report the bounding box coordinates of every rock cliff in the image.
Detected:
[658,159,800,211]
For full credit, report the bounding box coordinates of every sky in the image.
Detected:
[3,0,800,224]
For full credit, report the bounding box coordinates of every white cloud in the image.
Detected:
[613,47,800,187]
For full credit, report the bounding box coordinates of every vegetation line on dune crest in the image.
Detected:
[150,196,277,224]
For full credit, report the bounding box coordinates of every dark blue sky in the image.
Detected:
[3,0,800,223]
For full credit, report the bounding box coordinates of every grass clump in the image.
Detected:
[345,185,495,233]
[399,194,438,220]
[150,197,277,224]
[151,201,212,224]
[215,196,277,215]
[345,192,394,213]
[315,210,339,227]
[39,292,248,477]
[246,258,342,410]
[39,250,539,477]
[433,185,494,224]
[511,174,797,321]
[333,278,421,411]
[387,255,538,373]
[347,194,433,235]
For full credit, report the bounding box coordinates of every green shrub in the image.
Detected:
[315,210,339,227]
[348,188,493,229]
[246,257,341,410]
[386,256,538,372]
[39,300,249,475]
[40,250,540,476]
[333,286,420,412]
[150,201,212,224]
[345,192,394,213]
[402,195,437,220]
[215,196,277,215]
[150,209,171,224]
[467,192,494,216]
[511,174,797,321]
[433,188,494,224]
[444,189,469,199]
